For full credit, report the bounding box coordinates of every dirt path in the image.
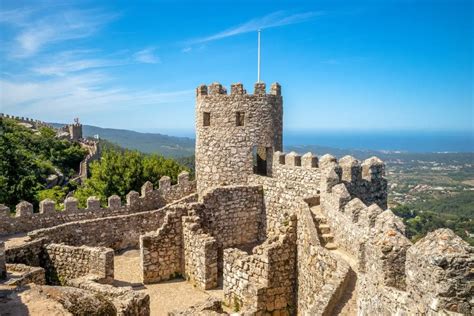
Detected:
[113,249,224,315]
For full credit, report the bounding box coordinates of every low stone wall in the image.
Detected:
[43,244,114,285]
[223,216,297,314]
[28,194,198,250]
[4,263,46,286]
[0,172,196,237]
[296,200,350,315]
[67,275,150,315]
[5,238,47,266]
[0,241,5,279]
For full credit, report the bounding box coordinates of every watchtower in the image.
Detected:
[68,117,83,141]
[195,82,283,194]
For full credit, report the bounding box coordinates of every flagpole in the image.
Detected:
[257,29,261,83]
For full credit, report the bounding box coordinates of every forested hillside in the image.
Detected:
[51,123,195,157]
[0,118,87,209]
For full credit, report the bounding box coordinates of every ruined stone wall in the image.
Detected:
[5,238,47,266]
[182,214,218,290]
[195,82,283,194]
[140,204,189,284]
[5,263,46,286]
[0,241,6,279]
[27,194,198,250]
[67,275,150,315]
[0,173,196,236]
[223,216,297,314]
[140,185,263,289]
[42,244,114,285]
[296,200,351,315]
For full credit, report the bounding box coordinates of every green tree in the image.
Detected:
[74,148,189,207]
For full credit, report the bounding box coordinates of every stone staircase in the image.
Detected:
[310,206,338,250]
[310,204,358,316]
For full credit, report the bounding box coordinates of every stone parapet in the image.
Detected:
[0,175,196,236]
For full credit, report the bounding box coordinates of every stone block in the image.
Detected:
[178,171,189,185]
[15,201,33,217]
[254,82,266,95]
[301,152,318,168]
[0,204,10,217]
[108,195,121,209]
[86,196,101,211]
[159,176,171,191]
[231,83,246,95]
[39,199,56,214]
[270,82,281,96]
[362,156,385,181]
[285,152,301,167]
[64,197,78,212]
[141,181,153,197]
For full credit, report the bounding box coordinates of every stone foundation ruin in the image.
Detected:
[1,82,472,315]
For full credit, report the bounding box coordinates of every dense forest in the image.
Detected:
[0,118,87,210]
[393,191,474,246]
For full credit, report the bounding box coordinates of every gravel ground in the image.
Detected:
[114,249,224,315]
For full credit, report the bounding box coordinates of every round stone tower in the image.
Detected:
[195,82,283,194]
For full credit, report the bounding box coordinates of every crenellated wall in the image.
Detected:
[0,113,52,129]
[0,172,196,236]
[27,194,198,250]
[318,176,473,315]
[195,82,283,194]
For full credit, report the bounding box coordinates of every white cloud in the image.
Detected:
[133,48,161,64]
[0,73,193,118]
[5,9,118,58]
[32,50,127,76]
[189,11,324,44]
[182,47,192,53]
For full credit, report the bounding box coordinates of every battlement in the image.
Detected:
[196,82,281,97]
[0,172,196,236]
[195,81,283,194]
[318,182,473,315]
[0,113,52,128]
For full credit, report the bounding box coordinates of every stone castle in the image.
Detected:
[0,83,472,315]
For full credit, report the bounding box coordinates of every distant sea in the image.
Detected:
[142,128,474,153]
[284,130,474,153]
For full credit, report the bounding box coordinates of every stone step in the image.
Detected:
[322,234,334,243]
[325,242,338,250]
[318,224,331,234]
[313,215,327,224]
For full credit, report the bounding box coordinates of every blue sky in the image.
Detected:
[0,0,472,135]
